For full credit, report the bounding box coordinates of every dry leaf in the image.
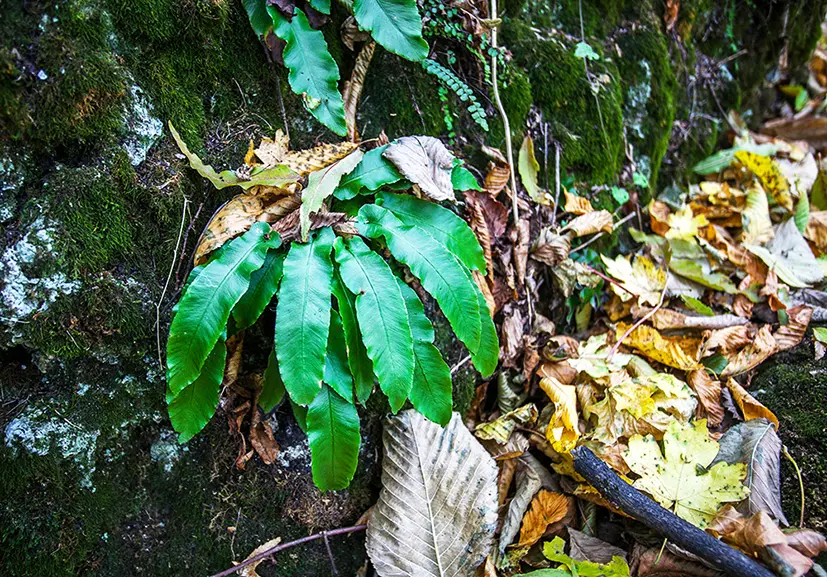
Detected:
[804,210,827,250]
[564,191,594,215]
[383,136,456,202]
[568,527,628,565]
[648,199,672,236]
[342,41,375,142]
[615,323,702,371]
[236,537,282,577]
[561,210,613,237]
[773,304,812,351]
[249,416,279,465]
[474,404,538,444]
[532,228,571,266]
[515,217,530,287]
[740,185,774,245]
[518,135,551,204]
[720,325,777,377]
[539,375,579,453]
[499,454,560,555]
[515,491,572,548]
[724,378,779,427]
[703,325,754,357]
[686,369,725,427]
[601,254,666,305]
[735,150,793,211]
[194,193,270,265]
[664,0,679,30]
[665,205,708,240]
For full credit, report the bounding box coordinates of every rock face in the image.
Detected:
[0,0,823,574]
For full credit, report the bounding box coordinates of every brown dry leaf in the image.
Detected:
[283,142,358,176]
[805,210,827,251]
[515,491,572,548]
[532,228,571,266]
[515,217,530,287]
[615,322,702,371]
[249,417,279,465]
[563,191,594,215]
[254,131,290,166]
[498,459,518,506]
[664,0,679,30]
[686,369,725,427]
[543,336,581,361]
[384,136,455,201]
[466,189,509,239]
[539,376,580,453]
[733,294,755,318]
[785,529,827,558]
[704,325,754,357]
[774,305,813,351]
[537,361,578,385]
[484,432,530,461]
[342,41,375,142]
[560,210,613,237]
[631,543,720,577]
[522,336,541,383]
[484,162,510,196]
[648,199,672,236]
[500,307,525,367]
[720,325,777,377]
[340,15,371,50]
[724,378,779,427]
[475,555,497,577]
[236,537,282,577]
[194,193,269,266]
[473,270,496,318]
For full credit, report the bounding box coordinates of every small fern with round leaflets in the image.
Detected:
[165,137,498,492]
[421,58,489,132]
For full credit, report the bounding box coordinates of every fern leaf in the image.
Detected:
[167,338,227,443]
[421,59,489,131]
[233,249,284,331]
[270,8,347,136]
[275,227,335,405]
[307,384,361,491]
[333,236,414,411]
[308,0,330,14]
[352,0,429,62]
[261,349,285,412]
[467,268,499,377]
[356,203,482,355]
[332,272,375,404]
[243,0,272,37]
[334,145,403,200]
[396,278,452,426]
[167,222,278,396]
[376,191,486,272]
[324,310,354,403]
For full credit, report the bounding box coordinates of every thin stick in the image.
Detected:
[322,531,339,576]
[489,0,519,224]
[451,355,472,375]
[156,195,190,371]
[782,446,806,527]
[207,525,367,577]
[550,142,561,228]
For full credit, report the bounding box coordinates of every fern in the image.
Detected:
[166,132,499,491]
[421,58,489,132]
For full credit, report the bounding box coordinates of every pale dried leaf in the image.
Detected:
[773,304,812,351]
[568,527,628,564]
[474,404,537,444]
[564,191,594,215]
[384,136,456,201]
[531,227,571,266]
[366,411,498,577]
[237,537,282,577]
[686,369,724,427]
[499,454,559,555]
[561,210,613,237]
[720,325,777,377]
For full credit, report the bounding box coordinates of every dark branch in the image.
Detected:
[571,446,775,577]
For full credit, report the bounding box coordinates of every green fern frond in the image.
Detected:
[421,58,489,132]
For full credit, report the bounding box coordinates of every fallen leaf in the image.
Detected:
[735,150,793,211]
[484,162,510,196]
[631,543,720,577]
[703,325,753,357]
[601,254,666,306]
[804,210,827,250]
[720,325,777,377]
[568,333,633,379]
[515,490,572,548]
[686,369,724,427]
[249,416,279,465]
[712,418,787,524]
[564,190,594,215]
[281,141,359,176]
[474,404,538,444]
[568,527,628,565]
[515,217,530,287]
[383,136,456,202]
[518,135,550,205]
[740,185,775,245]
[544,536,631,576]
[539,375,580,453]
[665,206,708,240]
[194,192,270,265]
[499,454,560,555]
[785,529,827,558]
[561,210,613,237]
[747,218,823,287]
[532,228,571,266]
[237,537,282,577]
[366,411,498,577]
[773,304,812,351]
[664,0,679,30]
[724,378,779,427]
[342,41,375,141]
[299,149,363,240]
[615,322,702,371]
[625,420,749,528]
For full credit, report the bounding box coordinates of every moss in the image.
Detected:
[358,49,445,139]
[506,22,624,185]
[752,336,827,530]
[488,65,533,148]
[616,28,678,199]
[0,48,28,140]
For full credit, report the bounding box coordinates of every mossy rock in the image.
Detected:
[751,335,827,530]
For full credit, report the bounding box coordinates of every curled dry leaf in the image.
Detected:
[474,404,538,444]
[539,375,579,453]
[686,369,724,427]
[342,41,375,141]
[366,411,498,577]
[237,537,282,577]
[773,304,813,351]
[560,210,613,237]
[383,136,456,202]
[515,490,573,548]
[724,378,779,427]
[615,322,702,371]
[532,227,571,266]
[500,306,525,367]
[499,454,560,555]
[804,210,827,250]
[704,325,754,357]
[515,217,530,287]
[720,325,777,377]
[568,527,628,565]
[563,190,594,215]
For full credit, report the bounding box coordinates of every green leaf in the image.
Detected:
[812,170,827,210]
[261,349,285,412]
[680,295,714,316]
[334,145,403,200]
[376,192,486,272]
[291,398,308,432]
[169,122,297,190]
[451,165,482,191]
[518,135,543,203]
[270,8,347,136]
[167,338,227,443]
[467,269,499,377]
[574,41,600,60]
[332,272,375,404]
[308,0,330,14]
[692,142,779,175]
[275,227,335,405]
[356,203,482,353]
[813,327,827,344]
[352,0,429,62]
[333,236,414,411]
[611,186,630,205]
[243,0,272,37]
[703,354,729,375]
[670,259,737,293]
[300,150,364,241]
[233,248,285,331]
[795,191,810,233]
[324,310,354,403]
[307,383,361,491]
[632,171,649,188]
[543,536,630,577]
[167,222,278,396]
[396,278,452,426]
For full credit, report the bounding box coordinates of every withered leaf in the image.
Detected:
[515,490,572,548]
[383,136,456,202]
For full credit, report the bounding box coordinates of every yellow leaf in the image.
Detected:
[563,191,594,215]
[567,333,632,379]
[539,376,579,453]
[625,420,749,528]
[194,193,268,266]
[740,185,774,245]
[283,141,360,176]
[515,491,573,548]
[254,130,290,166]
[665,206,708,240]
[615,323,702,371]
[601,255,666,306]
[474,404,538,444]
[518,135,551,205]
[735,150,793,211]
[724,378,779,428]
[561,210,613,237]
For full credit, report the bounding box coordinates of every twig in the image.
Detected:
[550,142,561,228]
[322,531,339,576]
[207,525,367,577]
[609,275,669,360]
[451,355,472,375]
[156,195,190,372]
[782,446,806,528]
[571,447,776,577]
[489,0,519,224]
